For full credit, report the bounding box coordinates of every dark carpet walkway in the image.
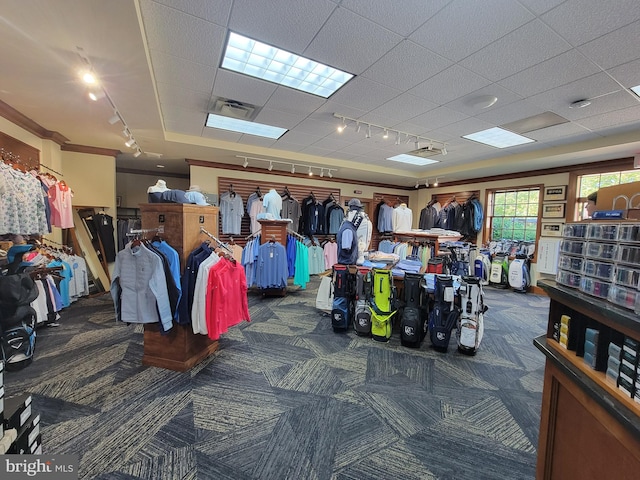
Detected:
[4,278,549,479]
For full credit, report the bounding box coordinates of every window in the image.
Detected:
[576,169,640,220]
[488,187,540,242]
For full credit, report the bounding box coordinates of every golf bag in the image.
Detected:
[509,254,531,293]
[330,264,354,332]
[0,272,39,370]
[369,268,397,342]
[427,256,448,274]
[489,253,509,288]
[428,275,460,352]
[474,249,491,286]
[353,267,372,336]
[448,243,470,276]
[456,276,487,355]
[400,272,427,348]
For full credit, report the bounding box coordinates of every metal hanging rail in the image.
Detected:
[200,227,233,253]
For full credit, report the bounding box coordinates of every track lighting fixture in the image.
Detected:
[415,181,419,189]
[82,72,96,85]
[88,89,105,101]
[108,113,121,125]
[125,138,135,148]
[122,128,130,138]
[434,177,439,187]
[332,113,447,155]
[425,180,429,188]
[234,156,337,178]
[133,149,142,158]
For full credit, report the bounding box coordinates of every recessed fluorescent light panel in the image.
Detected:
[631,85,640,97]
[386,154,440,166]
[222,32,353,98]
[205,113,287,139]
[463,127,534,148]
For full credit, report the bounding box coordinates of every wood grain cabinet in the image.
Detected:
[535,279,640,479]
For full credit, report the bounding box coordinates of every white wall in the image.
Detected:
[116,172,190,208]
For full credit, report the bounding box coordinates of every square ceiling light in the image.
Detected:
[631,84,640,97]
[463,127,534,148]
[222,32,354,98]
[386,154,440,166]
[205,113,287,139]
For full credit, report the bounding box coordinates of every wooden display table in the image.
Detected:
[139,203,220,371]
[535,279,640,479]
[392,231,462,255]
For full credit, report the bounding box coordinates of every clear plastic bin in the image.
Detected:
[586,222,619,241]
[617,245,640,265]
[608,285,640,310]
[563,223,588,239]
[614,265,640,290]
[556,270,582,289]
[617,224,640,244]
[582,259,615,281]
[560,239,586,256]
[580,276,612,299]
[558,255,584,274]
[585,241,618,261]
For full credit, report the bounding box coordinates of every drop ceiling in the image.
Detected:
[1,0,640,187]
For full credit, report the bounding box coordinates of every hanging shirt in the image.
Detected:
[308,245,326,275]
[263,189,283,219]
[49,181,74,229]
[323,241,338,270]
[256,241,288,288]
[378,203,394,233]
[393,204,413,232]
[219,191,244,235]
[293,241,310,289]
[191,251,221,335]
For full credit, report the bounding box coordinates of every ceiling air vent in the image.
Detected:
[209,97,262,121]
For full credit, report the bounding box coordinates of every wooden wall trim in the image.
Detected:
[116,167,189,179]
[0,130,40,169]
[62,143,121,157]
[186,158,415,190]
[0,99,69,145]
[435,157,635,189]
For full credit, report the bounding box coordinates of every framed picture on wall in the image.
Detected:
[542,202,566,218]
[541,221,564,237]
[543,185,567,202]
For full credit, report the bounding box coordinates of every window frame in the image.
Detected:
[483,184,543,245]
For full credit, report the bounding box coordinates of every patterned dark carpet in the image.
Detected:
[3,278,549,479]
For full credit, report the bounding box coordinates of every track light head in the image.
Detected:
[337,117,346,133]
[383,129,388,139]
[122,128,130,138]
[291,164,295,174]
[268,161,273,171]
[366,124,371,139]
[415,181,419,189]
[125,138,135,148]
[108,113,120,125]
[434,177,439,187]
[243,158,249,168]
[308,166,313,176]
[82,72,96,85]
[88,89,105,101]
[320,168,324,177]
[355,122,361,133]
[133,149,142,158]
[441,146,447,156]
[395,131,400,145]
[427,141,434,151]
[425,180,429,188]
[328,170,333,178]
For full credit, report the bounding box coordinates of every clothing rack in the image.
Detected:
[200,227,233,254]
[39,164,64,177]
[244,231,260,241]
[127,226,165,236]
[287,229,305,241]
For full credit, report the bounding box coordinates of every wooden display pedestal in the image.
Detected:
[142,323,218,372]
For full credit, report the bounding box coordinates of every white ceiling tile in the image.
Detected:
[228,0,337,52]
[430,117,497,139]
[460,20,572,81]
[270,141,307,152]
[201,125,242,142]
[340,0,449,36]
[304,8,403,74]
[516,0,566,15]
[311,102,367,122]
[361,40,452,92]
[576,104,640,131]
[498,49,601,97]
[475,100,544,126]
[540,0,640,46]
[527,73,638,120]
[156,82,210,111]
[291,118,339,137]
[329,77,401,111]
[277,130,324,146]
[254,108,306,129]
[140,1,226,66]
[148,50,216,94]
[578,21,640,70]
[263,87,326,116]
[301,145,335,157]
[410,0,534,62]
[544,131,602,147]
[311,136,354,151]
[609,59,640,87]
[407,106,469,133]
[149,0,232,26]
[446,84,524,117]
[367,94,439,124]
[238,134,278,148]
[408,65,492,105]
[212,70,277,106]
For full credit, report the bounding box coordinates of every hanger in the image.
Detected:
[229,183,235,197]
[255,186,262,197]
[269,234,276,243]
